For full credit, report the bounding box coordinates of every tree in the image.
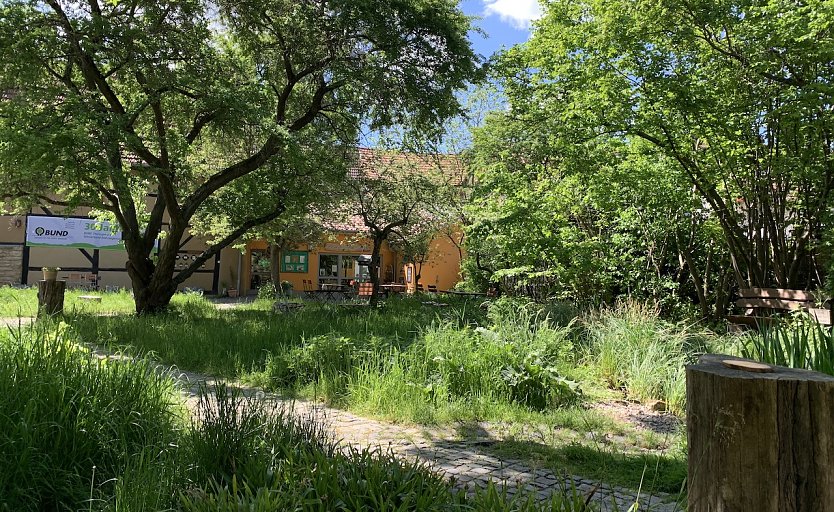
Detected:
[341,147,450,305]
[488,0,834,292]
[467,103,732,316]
[392,215,438,292]
[0,0,479,313]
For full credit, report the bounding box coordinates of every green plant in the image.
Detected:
[583,300,703,414]
[256,282,277,301]
[0,321,181,509]
[741,313,834,375]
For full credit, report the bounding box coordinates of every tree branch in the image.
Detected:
[173,194,289,285]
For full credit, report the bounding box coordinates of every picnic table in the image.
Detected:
[380,284,406,297]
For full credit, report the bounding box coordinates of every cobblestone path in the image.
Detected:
[171,368,684,512]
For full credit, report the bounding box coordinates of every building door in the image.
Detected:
[318,254,376,286]
[250,248,271,290]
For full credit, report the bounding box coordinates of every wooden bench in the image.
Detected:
[728,288,831,330]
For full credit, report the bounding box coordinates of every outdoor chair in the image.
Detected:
[427,285,438,293]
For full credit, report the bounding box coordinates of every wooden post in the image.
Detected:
[37,280,66,317]
[687,354,834,511]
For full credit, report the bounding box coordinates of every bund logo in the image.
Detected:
[34,226,69,237]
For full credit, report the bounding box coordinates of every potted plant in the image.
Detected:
[42,266,60,282]
[280,280,293,295]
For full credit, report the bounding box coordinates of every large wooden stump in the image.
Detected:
[37,280,66,317]
[687,354,834,511]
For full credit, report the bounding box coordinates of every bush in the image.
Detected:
[420,305,581,411]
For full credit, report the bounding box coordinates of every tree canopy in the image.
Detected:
[0,0,479,312]
[466,0,834,311]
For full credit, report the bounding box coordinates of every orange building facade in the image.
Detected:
[0,210,463,296]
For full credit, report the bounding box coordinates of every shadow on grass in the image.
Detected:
[486,436,687,497]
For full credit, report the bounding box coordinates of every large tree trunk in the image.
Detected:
[687,354,834,511]
[126,233,180,315]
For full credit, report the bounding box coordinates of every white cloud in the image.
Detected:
[482,0,542,29]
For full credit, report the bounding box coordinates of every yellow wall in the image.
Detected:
[404,233,464,293]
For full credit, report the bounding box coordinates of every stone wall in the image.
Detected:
[0,246,22,285]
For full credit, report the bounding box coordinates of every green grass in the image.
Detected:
[1,287,695,496]
[0,320,183,509]
[0,285,187,317]
[0,320,611,511]
[740,313,834,375]
[581,300,714,415]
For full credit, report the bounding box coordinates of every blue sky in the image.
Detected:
[459,0,540,60]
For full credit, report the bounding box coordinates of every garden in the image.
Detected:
[3,286,829,510]
[2,0,833,509]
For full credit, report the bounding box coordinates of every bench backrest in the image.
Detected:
[736,288,830,325]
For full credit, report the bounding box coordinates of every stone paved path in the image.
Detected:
[167,366,684,511]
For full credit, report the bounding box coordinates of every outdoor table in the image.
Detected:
[312,284,349,301]
[380,284,406,297]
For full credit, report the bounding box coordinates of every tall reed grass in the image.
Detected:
[0,320,181,510]
[583,300,707,414]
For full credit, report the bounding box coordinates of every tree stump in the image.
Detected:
[687,354,834,511]
[37,280,66,317]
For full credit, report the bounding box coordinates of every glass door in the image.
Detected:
[250,248,271,290]
[318,254,373,287]
[318,254,340,287]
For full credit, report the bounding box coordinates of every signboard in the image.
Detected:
[281,251,309,273]
[323,242,371,252]
[26,216,125,251]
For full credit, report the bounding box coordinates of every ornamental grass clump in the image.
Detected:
[584,300,704,414]
[0,320,181,510]
[741,312,834,376]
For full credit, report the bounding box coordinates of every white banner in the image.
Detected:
[26,216,125,251]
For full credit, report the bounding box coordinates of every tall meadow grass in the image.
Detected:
[0,320,182,510]
[582,300,708,414]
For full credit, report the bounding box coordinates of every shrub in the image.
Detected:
[421,315,580,411]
